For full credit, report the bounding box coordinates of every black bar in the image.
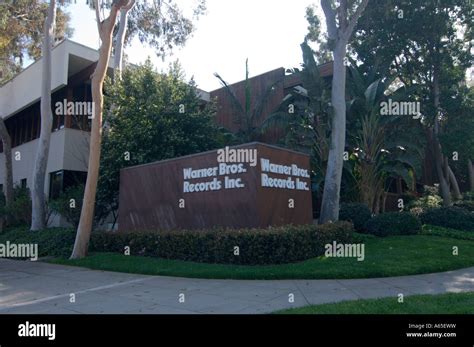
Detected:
[0,314,473,346]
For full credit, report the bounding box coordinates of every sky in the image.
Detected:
[67,0,323,92]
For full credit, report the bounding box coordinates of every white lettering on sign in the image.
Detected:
[182,158,310,193]
[260,158,310,191]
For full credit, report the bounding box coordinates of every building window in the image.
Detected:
[49,171,64,200]
[49,170,87,199]
[20,178,27,189]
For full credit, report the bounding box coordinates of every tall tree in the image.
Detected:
[352,0,473,205]
[0,0,71,83]
[113,0,136,81]
[305,5,332,65]
[31,0,57,231]
[70,0,207,258]
[112,0,206,80]
[70,0,130,259]
[0,1,70,220]
[319,0,369,224]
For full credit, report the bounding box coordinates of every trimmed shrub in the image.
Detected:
[90,222,354,265]
[339,203,372,232]
[420,207,474,232]
[365,212,421,237]
[0,187,32,227]
[453,192,474,212]
[0,227,76,258]
[454,200,474,212]
[49,184,84,228]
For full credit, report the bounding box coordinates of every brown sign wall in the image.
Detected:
[118,142,312,231]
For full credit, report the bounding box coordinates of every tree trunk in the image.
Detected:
[319,0,368,224]
[70,1,123,259]
[113,1,135,81]
[468,159,474,192]
[381,191,387,213]
[320,42,347,223]
[0,118,13,206]
[31,0,56,231]
[432,130,451,206]
[431,63,452,207]
[448,165,462,200]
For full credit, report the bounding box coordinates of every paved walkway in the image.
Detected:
[0,259,473,314]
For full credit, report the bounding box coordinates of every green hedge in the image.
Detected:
[0,227,75,258]
[365,212,421,237]
[420,207,474,232]
[90,222,354,265]
[339,203,372,232]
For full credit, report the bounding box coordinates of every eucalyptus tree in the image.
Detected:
[70,0,131,258]
[0,1,70,222]
[31,0,74,231]
[71,0,207,258]
[319,0,369,224]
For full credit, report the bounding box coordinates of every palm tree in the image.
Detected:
[261,41,333,195]
[347,64,426,213]
[214,59,283,143]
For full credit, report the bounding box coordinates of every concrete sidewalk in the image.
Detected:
[0,259,473,314]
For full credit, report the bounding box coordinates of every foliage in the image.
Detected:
[454,192,474,212]
[97,60,224,223]
[54,235,474,280]
[49,185,84,229]
[365,212,421,237]
[304,5,332,65]
[405,186,443,216]
[0,0,71,82]
[214,59,283,143]
[0,227,75,258]
[422,224,474,241]
[0,186,31,227]
[261,41,350,206]
[352,0,473,101]
[347,63,425,213]
[90,222,354,265]
[440,88,474,162]
[339,203,372,232]
[352,0,473,206]
[420,207,474,232]
[122,0,207,58]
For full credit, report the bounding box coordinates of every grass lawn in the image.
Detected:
[50,233,474,280]
[276,292,474,314]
